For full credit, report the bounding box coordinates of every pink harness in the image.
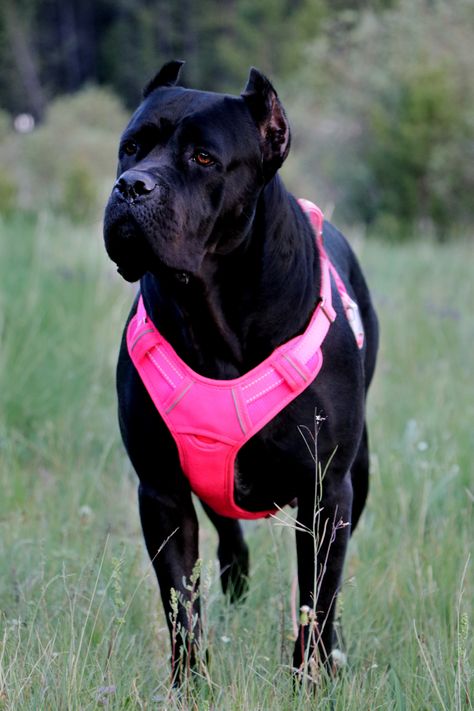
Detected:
[127,201,363,519]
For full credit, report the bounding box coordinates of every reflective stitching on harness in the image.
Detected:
[241,368,275,390]
[148,348,176,388]
[160,346,185,380]
[284,354,308,382]
[231,388,247,435]
[165,382,193,414]
[245,377,285,404]
[130,328,155,352]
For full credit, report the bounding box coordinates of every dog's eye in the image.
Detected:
[192,151,214,167]
[123,140,138,156]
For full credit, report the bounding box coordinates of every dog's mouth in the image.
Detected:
[104,193,208,283]
[115,255,191,285]
[104,221,198,287]
[116,262,145,283]
[103,204,152,282]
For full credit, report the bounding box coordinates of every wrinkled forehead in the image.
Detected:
[126,87,257,153]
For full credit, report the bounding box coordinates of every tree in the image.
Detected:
[0,0,329,116]
[1,2,46,119]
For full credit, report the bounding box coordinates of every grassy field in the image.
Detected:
[0,212,472,710]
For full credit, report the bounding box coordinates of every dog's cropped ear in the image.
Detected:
[241,68,291,180]
[143,60,185,98]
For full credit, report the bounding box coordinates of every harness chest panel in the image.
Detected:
[126,201,362,519]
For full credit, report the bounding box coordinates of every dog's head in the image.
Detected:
[103,61,291,282]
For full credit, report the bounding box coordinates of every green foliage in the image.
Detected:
[0,109,11,140]
[0,173,17,216]
[1,5,474,240]
[285,0,474,239]
[59,164,97,223]
[214,0,326,91]
[1,0,473,237]
[97,0,328,98]
[0,0,328,112]
[0,87,127,222]
[0,111,17,215]
[366,65,472,235]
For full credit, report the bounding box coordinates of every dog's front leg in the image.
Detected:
[293,473,353,676]
[138,481,202,684]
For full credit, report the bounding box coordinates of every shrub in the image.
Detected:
[59,164,98,223]
[0,111,17,216]
[364,66,469,236]
[0,172,17,216]
[284,0,474,239]
[0,87,127,222]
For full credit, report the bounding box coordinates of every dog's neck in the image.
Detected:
[141,177,320,378]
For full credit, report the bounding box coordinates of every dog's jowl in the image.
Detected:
[103,60,378,682]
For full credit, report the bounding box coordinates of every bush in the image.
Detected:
[0,172,17,216]
[0,87,128,223]
[59,164,98,223]
[0,111,17,215]
[363,65,470,235]
[284,0,474,239]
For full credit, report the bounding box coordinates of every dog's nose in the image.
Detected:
[114,170,157,201]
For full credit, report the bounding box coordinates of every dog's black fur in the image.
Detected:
[103,61,378,681]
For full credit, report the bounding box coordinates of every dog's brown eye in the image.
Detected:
[193,151,214,167]
[123,140,138,156]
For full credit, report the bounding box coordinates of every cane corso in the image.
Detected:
[103,60,378,681]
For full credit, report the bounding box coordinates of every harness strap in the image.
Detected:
[298,198,364,349]
[127,199,364,519]
[130,199,360,430]
[131,230,335,412]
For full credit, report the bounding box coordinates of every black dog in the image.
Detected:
[103,61,378,681]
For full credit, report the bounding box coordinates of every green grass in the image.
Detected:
[0,213,472,709]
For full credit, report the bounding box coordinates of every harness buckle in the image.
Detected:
[273,355,311,392]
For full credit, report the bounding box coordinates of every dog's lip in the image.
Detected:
[104,211,152,283]
[116,263,147,282]
[110,248,194,285]
[106,231,198,283]
[153,253,204,279]
[109,247,149,282]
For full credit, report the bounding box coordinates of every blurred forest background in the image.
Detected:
[0,4,473,706]
[0,0,473,237]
